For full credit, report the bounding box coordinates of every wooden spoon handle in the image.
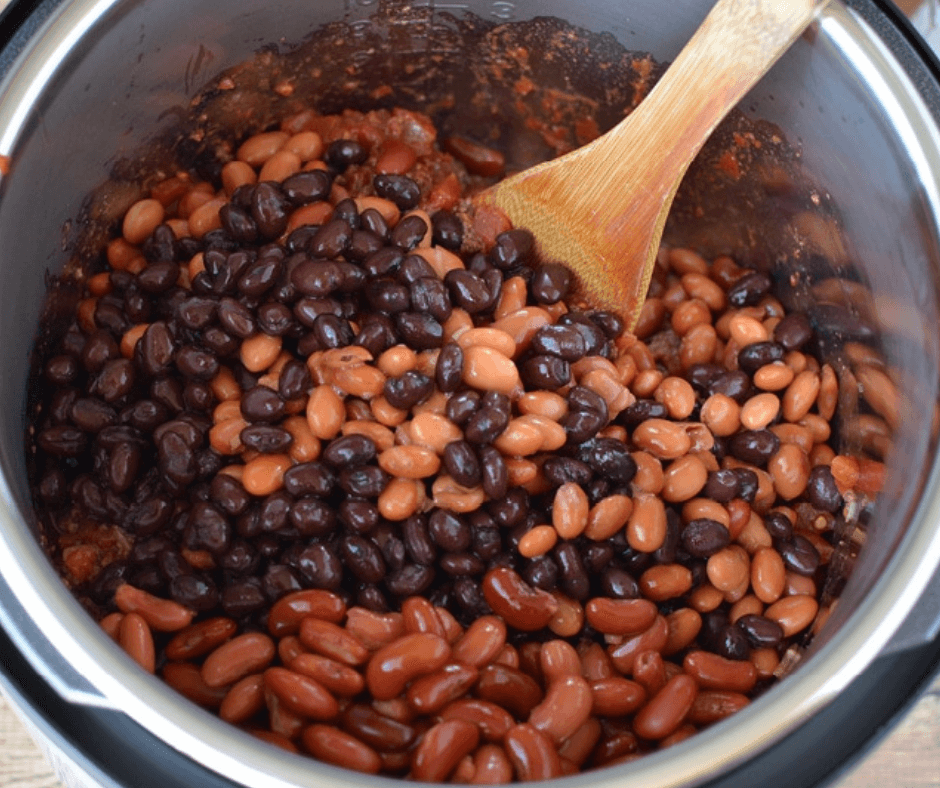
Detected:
[601,0,829,176]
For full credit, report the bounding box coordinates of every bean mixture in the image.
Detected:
[27,104,889,781]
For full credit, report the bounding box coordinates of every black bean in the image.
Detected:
[94,301,130,336]
[738,341,786,375]
[764,511,794,542]
[580,438,637,483]
[278,359,312,401]
[263,565,303,601]
[735,614,784,648]
[520,355,570,390]
[439,554,485,576]
[410,277,452,323]
[44,355,79,386]
[169,573,220,613]
[542,456,593,487]
[735,468,759,502]
[174,345,218,381]
[361,208,390,240]
[186,502,231,554]
[219,203,258,244]
[345,229,384,264]
[339,465,390,498]
[561,409,607,444]
[682,519,731,558]
[221,579,267,617]
[389,214,428,250]
[436,343,464,394]
[773,312,813,350]
[708,370,752,403]
[489,229,534,269]
[523,556,559,591]
[601,567,640,599]
[806,465,842,512]
[125,496,174,536]
[728,429,780,466]
[465,405,510,444]
[70,398,117,433]
[443,440,482,488]
[137,322,175,377]
[221,541,260,575]
[478,445,508,500]
[83,331,121,374]
[727,271,772,307]
[323,434,377,467]
[339,498,380,534]
[325,139,368,171]
[530,324,588,361]
[240,425,292,454]
[779,533,820,576]
[589,310,625,340]
[374,174,421,210]
[289,497,336,537]
[238,256,282,298]
[431,211,464,251]
[332,198,360,229]
[554,542,590,601]
[257,302,295,337]
[489,489,528,528]
[445,270,494,314]
[251,182,291,239]
[385,564,435,598]
[703,469,741,502]
[313,313,355,348]
[384,370,434,410]
[282,169,332,204]
[216,298,256,339]
[137,261,180,294]
[394,312,443,350]
[157,431,197,489]
[291,259,344,297]
[530,263,571,305]
[354,317,395,357]
[108,441,141,492]
[297,543,343,590]
[428,510,472,552]
[568,385,609,417]
[619,399,669,427]
[715,623,751,661]
[281,462,334,499]
[240,386,285,423]
[809,303,877,343]
[202,327,239,357]
[210,473,251,516]
[310,219,353,258]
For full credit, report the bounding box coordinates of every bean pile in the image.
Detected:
[28,105,889,781]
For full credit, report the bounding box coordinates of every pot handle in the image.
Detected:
[0,570,113,709]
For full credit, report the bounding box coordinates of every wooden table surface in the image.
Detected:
[1,0,937,785]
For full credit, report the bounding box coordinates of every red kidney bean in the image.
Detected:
[687,690,751,725]
[219,673,265,723]
[632,674,698,740]
[504,724,563,781]
[365,633,451,700]
[264,667,339,720]
[202,632,275,688]
[340,703,418,751]
[528,674,593,744]
[114,583,194,632]
[162,661,228,708]
[590,677,647,717]
[267,589,346,637]
[302,725,382,774]
[584,597,658,636]
[472,743,515,785]
[452,615,507,668]
[299,617,370,666]
[406,663,479,714]
[290,652,366,697]
[683,650,757,693]
[440,699,515,743]
[481,567,558,632]
[476,663,544,720]
[557,717,602,767]
[608,615,670,675]
[165,617,237,661]
[411,719,481,782]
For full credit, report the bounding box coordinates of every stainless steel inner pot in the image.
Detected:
[1,0,940,786]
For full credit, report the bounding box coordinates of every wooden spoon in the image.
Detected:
[475,0,829,328]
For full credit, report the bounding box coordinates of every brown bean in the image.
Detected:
[366,633,451,701]
[482,567,558,632]
[407,663,479,714]
[114,583,194,632]
[584,494,633,540]
[517,525,559,558]
[219,674,266,723]
[268,589,346,637]
[639,564,694,601]
[751,546,786,603]
[378,445,441,478]
[412,720,481,782]
[632,674,698,740]
[299,617,370,666]
[241,453,292,496]
[504,723,562,781]
[165,617,237,661]
[462,345,523,398]
[202,632,276,688]
[782,370,821,423]
[632,419,692,460]
[585,598,658,636]
[661,455,708,503]
[700,394,741,437]
[441,699,515,743]
[306,384,346,440]
[453,616,507,668]
[764,594,819,637]
[265,667,339,720]
[123,198,165,245]
[290,652,366,697]
[627,493,667,552]
[768,443,810,500]
[161,661,232,711]
[707,546,750,593]
[683,650,757,693]
[241,333,282,373]
[301,724,382,774]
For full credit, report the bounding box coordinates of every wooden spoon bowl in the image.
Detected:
[475,0,829,328]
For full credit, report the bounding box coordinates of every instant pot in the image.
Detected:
[0,0,939,786]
